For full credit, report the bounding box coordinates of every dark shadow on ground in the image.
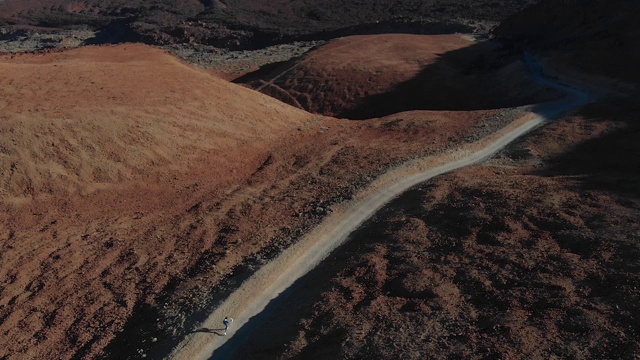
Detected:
[101,254,266,359]
[83,18,141,45]
[339,40,566,119]
[211,93,640,360]
[532,95,640,198]
[210,52,593,359]
[232,59,298,84]
[237,39,567,120]
[210,187,429,360]
[190,327,226,336]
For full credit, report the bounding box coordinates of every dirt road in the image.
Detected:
[167,55,591,360]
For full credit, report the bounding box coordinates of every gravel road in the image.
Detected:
[167,54,591,360]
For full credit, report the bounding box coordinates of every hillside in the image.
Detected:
[0,44,310,200]
[0,43,311,359]
[0,40,509,359]
[228,97,640,359]
[495,0,640,88]
[1,0,638,358]
[208,1,640,358]
[237,33,564,119]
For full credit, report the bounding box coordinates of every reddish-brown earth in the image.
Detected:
[2,0,638,357]
[0,43,310,359]
[195,1,640,358]
[0,37,516,359]
[237,34,564,119]
[224,95,640,360]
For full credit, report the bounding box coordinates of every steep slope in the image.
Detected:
[0,41,509,359]
[0,44,308,200]
[0,44,311,359]
[237,34,564,119]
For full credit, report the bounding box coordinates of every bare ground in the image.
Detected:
[236,34,564,119]
[0,37,517,359]
[224,96,640,359]
[1,23,636,359]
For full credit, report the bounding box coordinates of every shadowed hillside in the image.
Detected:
[219,65,640,360]
[0,41,504,359]
[237,34,564,119]
[204,1,640,359]
[2,0,638,359]
[495,0,640,86]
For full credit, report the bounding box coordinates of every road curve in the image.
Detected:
[167,54,591,360]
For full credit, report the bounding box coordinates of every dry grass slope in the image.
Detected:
[0,44,311,359]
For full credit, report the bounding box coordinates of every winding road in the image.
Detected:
[167,53,591,360]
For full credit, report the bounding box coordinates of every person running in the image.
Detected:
[223,316,233,335]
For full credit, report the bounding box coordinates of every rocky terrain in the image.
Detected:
[227,96,640,359]
[0,0,539,50]
[0,36,533,359]
[236,33,563,119]
[1,0,639,359]
[0,0,540,80]
[219,1,640,358]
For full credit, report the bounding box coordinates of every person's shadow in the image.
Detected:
[189,327,227,336]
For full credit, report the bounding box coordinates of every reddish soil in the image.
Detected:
[238,34,473,116]
[0,39,506,359]
[2,1,638,356]
[227,3,640,357]
[0,43,310,359]
[198,2,640,355]
[226,98,640,360]
[238,34,564,119]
